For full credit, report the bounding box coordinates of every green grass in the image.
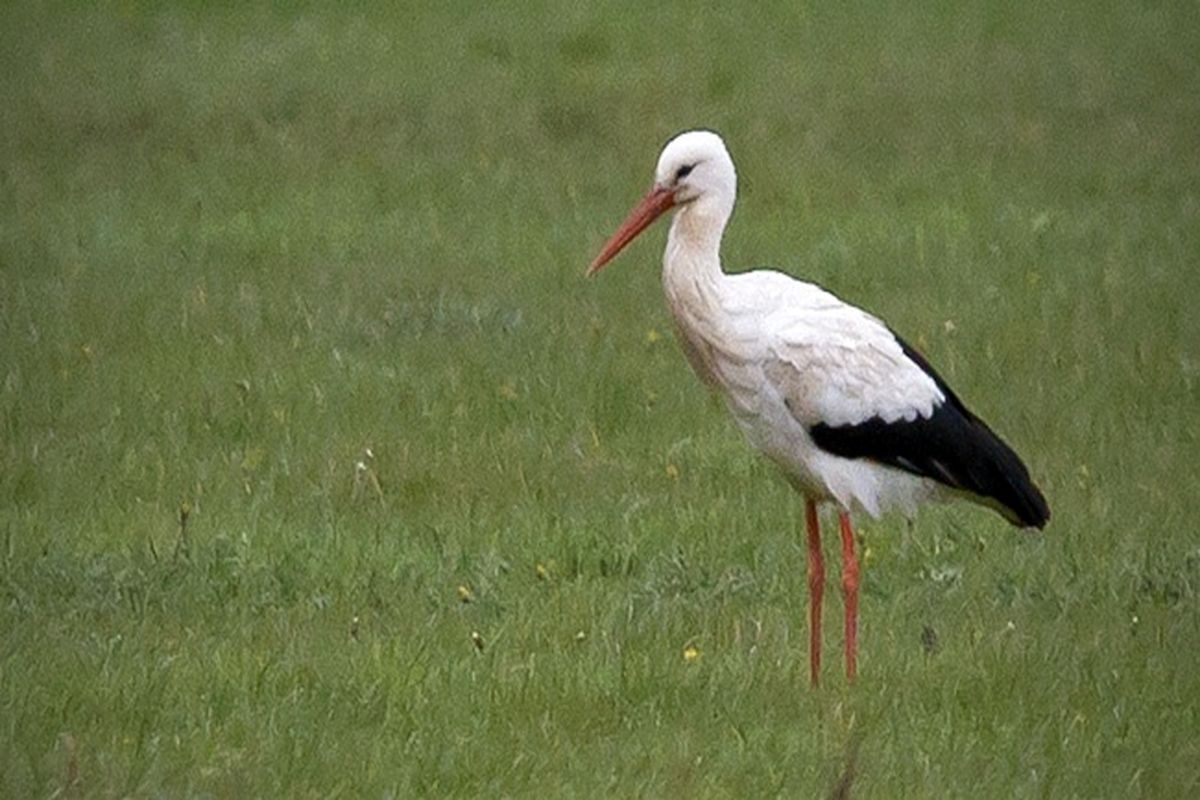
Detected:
[2,1,1199,796]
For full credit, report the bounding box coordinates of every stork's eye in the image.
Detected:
[675,164,695,181]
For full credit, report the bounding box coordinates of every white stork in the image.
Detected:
[587,130,1049,685]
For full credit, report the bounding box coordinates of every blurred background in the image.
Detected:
[2,2,1198,796]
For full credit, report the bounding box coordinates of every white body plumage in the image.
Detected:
[663,231,946,519]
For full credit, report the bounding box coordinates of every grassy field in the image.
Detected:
[2,2,1199,796]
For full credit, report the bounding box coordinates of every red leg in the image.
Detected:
[805,498,824,687]
[838,510,860,683]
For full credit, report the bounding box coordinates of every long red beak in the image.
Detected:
[587,186,676,276]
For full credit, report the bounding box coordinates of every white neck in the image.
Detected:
[662,194,732,302]
[659,193,737,391]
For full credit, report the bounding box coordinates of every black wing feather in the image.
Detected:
[809,336,1050,528]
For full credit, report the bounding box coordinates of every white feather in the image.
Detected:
[745,270,944,427]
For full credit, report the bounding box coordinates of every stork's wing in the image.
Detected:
[756,277,1049,528]
[759,285,944,429]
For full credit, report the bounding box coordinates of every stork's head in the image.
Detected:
[653,130,737,207]
[588,129,737,276]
